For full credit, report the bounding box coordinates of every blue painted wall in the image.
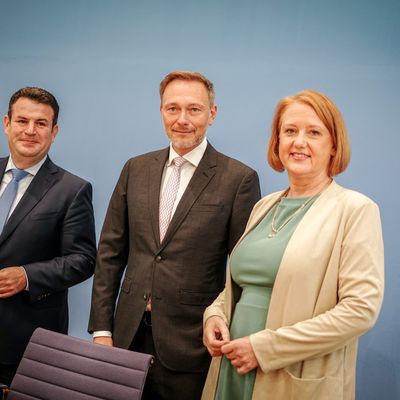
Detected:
[1,1,399,397]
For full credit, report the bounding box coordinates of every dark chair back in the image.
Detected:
[7,328,153,400]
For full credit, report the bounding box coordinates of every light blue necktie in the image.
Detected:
[0,169,29,233]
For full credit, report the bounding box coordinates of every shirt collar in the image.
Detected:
[6,156,47,177]
[168,138,208,167]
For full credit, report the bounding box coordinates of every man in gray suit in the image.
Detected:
[89,71,260,400]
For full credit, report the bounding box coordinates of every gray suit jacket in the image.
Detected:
[88,143,260,372]
[0,156,96,364]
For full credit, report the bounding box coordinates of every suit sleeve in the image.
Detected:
[88,161,130,333]
[23,181,96,303]
[227,169,261,253]
[250,199,385,372]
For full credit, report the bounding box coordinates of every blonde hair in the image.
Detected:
[267,89,351,176]
[159,71,215,105]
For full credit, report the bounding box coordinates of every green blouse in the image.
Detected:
[215,195,317,400]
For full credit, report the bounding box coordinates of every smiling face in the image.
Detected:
[160,79,217,155]
[4,97,58,169]
[278,102,336,184]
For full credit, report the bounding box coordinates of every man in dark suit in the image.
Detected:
[89,71,261,400]
[0,87,96,386]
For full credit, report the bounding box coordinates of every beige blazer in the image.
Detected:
[202,181,384,400]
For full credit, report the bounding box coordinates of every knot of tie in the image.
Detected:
[172,156,187,168]
[11,168,30,182]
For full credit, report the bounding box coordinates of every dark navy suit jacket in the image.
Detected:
[0,156,96,364]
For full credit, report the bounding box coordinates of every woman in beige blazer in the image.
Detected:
[202,90,384,400]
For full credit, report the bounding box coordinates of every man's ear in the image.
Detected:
[208,104,217,126]
[51,124,59,143]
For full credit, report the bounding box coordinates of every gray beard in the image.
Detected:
[171,137,202,149]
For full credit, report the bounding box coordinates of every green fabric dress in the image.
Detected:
[215,195,317,400]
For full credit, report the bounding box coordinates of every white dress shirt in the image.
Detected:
[0,155,47,290]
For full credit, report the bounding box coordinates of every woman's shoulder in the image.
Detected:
[246,190,283,223]
[326,181,379,211]
[254,190,283,209]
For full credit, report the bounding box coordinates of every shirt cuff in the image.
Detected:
[93,331,112,338]
[21,266,29,291]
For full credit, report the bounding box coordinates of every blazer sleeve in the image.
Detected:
[250,198,385,372]
[88,161,130,333]
[203,287,230,326]
[227,169,261,253]
[23,181,96,303]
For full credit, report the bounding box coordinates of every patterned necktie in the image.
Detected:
[159,156,187,242]
[0,168,29,233]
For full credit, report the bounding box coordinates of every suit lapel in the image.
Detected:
[0,157,59,245]
[149,148,169,247]
[160,144,217,248]
[0,157,7,179]
[0,157,9,241]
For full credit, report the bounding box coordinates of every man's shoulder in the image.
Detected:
[46,159,91,189]
[122,148,169,174]
[122,148,168,168]
[212,147,257,175]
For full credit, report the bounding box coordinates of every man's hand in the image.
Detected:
[0,266,27,298]
[93,336,113,346]
[221,336,259,375]
[203,316,230,357]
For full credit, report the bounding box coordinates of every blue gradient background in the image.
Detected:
[1,1,399,397]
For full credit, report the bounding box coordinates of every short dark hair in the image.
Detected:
[159,71,215,105]
[8,87,59,126]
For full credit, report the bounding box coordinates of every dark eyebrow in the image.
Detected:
[13,115,50,123]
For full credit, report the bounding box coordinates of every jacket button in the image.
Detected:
[155,255,162,262]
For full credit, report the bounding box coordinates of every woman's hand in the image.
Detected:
[203,316,230,357]
[221,336,259,375]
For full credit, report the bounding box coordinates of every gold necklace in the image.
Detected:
[267,192,318,239]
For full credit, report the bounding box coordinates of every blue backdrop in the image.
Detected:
[1,1,399,398]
